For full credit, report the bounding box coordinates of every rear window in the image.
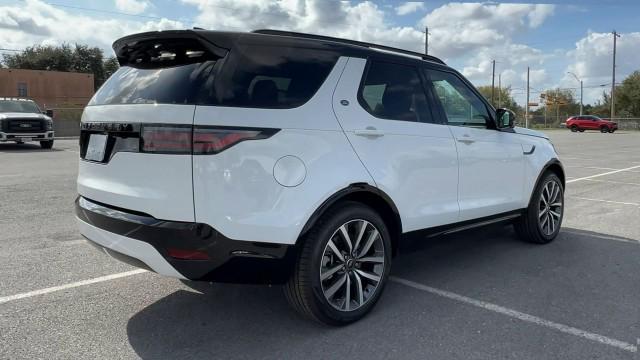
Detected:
[90,44,339,109]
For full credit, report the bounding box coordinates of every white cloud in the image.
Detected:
[0,0,567,106]
[395,2,425,16]
[181,0,426,54]
[421,3,555,59]
[115,0,150,15]
[562,31,640,104]
[0,0,182,55]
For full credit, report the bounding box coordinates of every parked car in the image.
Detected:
[566,115,617,133]
[0,98,55,148]
[76,29,565,325]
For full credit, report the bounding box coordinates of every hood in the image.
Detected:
[513,127,549,140]
[0,112,48,120]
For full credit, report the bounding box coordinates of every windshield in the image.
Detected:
[0,100,41,113]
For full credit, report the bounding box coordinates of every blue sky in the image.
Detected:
[1,0,639,106]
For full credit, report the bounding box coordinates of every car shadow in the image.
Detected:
[125,224,638,359]
[0,142,62,153]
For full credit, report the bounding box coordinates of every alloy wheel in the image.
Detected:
[538,180,563,236]
[319,219,385,312]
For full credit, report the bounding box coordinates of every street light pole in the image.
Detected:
[567,72,583,115]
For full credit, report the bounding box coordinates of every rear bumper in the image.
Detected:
[0,131,54,141]
[75,196,296,283]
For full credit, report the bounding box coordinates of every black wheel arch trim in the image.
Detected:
[299,183,402,245]
[528,158,565,207]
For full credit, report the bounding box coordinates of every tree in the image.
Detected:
[587,91,611,118]
[476,85,521,112]
[103,56,120,80]
[72,45,105,88]
[616,71,640,117]
[2,44,74,72]
[1,43,117,89]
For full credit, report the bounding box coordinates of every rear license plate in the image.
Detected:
[85,134,108,162]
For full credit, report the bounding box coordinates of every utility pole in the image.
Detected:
[424,27,429,55]
[498,73,502,108]
[525,67,530,128]
[491,60,496,105]
[611,30,620,120]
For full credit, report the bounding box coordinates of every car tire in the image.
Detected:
[570,125,578,132]
[609,129,616,133]
[514,172,564,244]
[40,140,54,149]
[284,201,392,325]
[600,126,609,133]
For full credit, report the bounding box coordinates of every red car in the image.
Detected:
[566,115,617,133]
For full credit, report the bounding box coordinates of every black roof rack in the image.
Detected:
[252,29,445,65]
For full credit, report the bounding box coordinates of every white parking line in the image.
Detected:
[567,165,640,183]
[0,269,147,305]
[569,196,640,207]
[390,277,637,353]
[566,165,640,173]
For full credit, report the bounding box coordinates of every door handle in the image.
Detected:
[457,136,475,144]
[354,127,385,137]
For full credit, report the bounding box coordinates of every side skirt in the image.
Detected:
[401,210,524,243]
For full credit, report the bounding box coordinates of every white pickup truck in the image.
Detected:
[0,98,55,149]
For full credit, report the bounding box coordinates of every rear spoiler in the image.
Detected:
[112,30,230,69]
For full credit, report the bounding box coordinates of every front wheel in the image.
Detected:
[514,172,564,244]
[284,202,392,325]
[570,125,578,132]
[600,126,609,133]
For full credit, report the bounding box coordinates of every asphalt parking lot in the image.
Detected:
[1,130,639,359]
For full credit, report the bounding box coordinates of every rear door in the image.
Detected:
[424,68,525,221]
[333,57,459,231]
[77,35,224,222]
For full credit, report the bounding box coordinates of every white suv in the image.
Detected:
[76,29,565,325]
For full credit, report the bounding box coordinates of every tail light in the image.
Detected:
[192,127,278,155]
[81,123,280,160]
[141,125,192,154]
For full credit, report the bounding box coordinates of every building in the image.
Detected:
[0,68,94,110]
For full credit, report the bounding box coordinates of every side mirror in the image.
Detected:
[496,108,516,129]
[45,109,54,118]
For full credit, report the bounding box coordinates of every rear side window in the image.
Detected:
[358,61,431,123]
[90,44,339,109]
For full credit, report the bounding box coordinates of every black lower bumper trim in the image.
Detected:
[76,196,296,284]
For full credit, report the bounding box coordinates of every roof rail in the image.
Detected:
[252,29,445,65]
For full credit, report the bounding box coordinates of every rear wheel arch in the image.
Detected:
[299,183,402,256]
